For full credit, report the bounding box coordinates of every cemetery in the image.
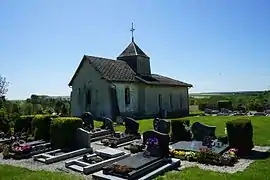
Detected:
[100,117,141,148]
[81,112,115,142]
[0,114,270,180]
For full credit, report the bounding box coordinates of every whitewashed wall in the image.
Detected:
[113,82,138,114]
[70,59,112,117]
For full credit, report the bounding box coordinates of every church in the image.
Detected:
[68,26,192,119]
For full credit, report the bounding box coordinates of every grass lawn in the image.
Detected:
[1,116,270,180]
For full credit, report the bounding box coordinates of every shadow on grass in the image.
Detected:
[241,150,270,160]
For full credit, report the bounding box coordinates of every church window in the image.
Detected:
[86,89,92,105]
[179,95,183,109]
[125,87,130,105]
[158,94,162,109]
[169,94,173,109]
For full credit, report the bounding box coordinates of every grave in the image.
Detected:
[11,140,52,159]
[191,122,216,141]
[101,117,141,148]
[170,140,229,155]
[84,115,115,142]
[65,147,130,174]
[33,128,92,164]
[93,130,180,180]
[153,118,170,134]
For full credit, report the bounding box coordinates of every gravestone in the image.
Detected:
[191,122,216,141]
[124,117,139,135]
[153,118,170,134]
[143,130,170,157]
[76,128,91,149]
[81,112,94,130]
[153,117,160,131]
[100,117,114,131]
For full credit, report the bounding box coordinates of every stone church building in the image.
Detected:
[68,37,192,119]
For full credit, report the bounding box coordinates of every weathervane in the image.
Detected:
[130,23,135,42]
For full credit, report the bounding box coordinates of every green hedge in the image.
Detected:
[32,114,58,141]
[171,119,191,142]
[14,115,35,134]
[50,117,83,149]
[226,119,254,156]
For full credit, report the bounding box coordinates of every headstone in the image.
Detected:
[124,117,139,135]
[157,119,170,134]
[153,117,160,131]
[81,112,94,130]
[143,130,170,157]
[100,117,114,131]
[76,128,91,149]
[191,122,216,141]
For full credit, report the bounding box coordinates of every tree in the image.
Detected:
[0,75,9,96]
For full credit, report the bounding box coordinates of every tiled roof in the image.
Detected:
[118,41,149,58]
[68,55,192,87]
[86,56,138,82]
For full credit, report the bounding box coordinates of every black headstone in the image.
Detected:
[191,122,216,141]
[81,112,94,130]
[157,119,170,134]
[143,130,170,157]
[153,117,160,131]
[100,117,114,131]
[124,117,139,135]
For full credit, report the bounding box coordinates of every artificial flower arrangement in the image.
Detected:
[170,147,238,166]
[145,137,159,146]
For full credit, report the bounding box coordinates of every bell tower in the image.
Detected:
[117,23,151,75]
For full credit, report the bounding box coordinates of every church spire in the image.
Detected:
[130,23,135,42]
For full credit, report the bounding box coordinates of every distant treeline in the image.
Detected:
[190,91,270,111]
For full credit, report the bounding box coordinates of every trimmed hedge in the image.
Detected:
[226,119,254,156]
[171,119,191,142]
[14,115,35,134]
[50,117,83,149]
[32,114,58,141]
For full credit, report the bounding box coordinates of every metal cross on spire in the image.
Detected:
[130,23,135,42]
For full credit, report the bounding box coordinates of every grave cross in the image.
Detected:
[130,23,135,42]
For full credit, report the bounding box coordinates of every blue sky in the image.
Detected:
[1,0,270,100]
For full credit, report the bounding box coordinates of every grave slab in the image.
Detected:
[92,158,180,180]
[33,148,92,164]
[65,147,130,174]
[170,141,229,154]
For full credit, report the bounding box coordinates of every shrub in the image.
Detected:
[171,119,191,142]
[0,108,10,133]
[226,119,254,156]
[50,117,82,149]
[14,115,35,134]
[32,114,57,141]
[218,100,233,110]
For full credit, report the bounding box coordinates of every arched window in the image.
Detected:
[86,89,92,105]
[179,94,183,109]
[158,94,162,109]
[169,94,173,109]
[125,87,130,105]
